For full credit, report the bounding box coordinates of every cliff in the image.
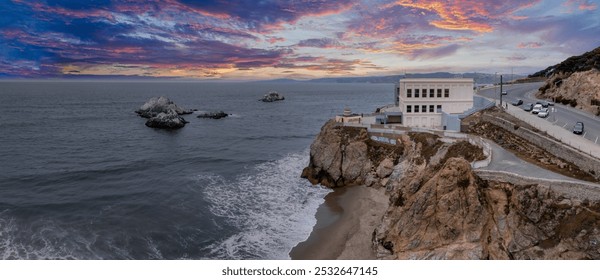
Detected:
[531,46,600,116]
[302,121,600,259]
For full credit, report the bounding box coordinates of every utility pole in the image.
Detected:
[500,75,503,107]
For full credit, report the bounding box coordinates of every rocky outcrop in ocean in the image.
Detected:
[144,111,188,129]
[260,91,285,102]
[197,111,228,119]
[302,120,600,259]
[136,96,193,118]
[136,96,192,129]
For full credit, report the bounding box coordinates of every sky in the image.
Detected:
[1,0,599,80]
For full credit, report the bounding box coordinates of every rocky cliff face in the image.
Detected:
[303,121,600,259]
[532,46,600,116]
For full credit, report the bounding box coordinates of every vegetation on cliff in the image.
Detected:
[530,46,600,116]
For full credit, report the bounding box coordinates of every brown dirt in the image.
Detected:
[407,132,443,163]
[366,138,404,166]
[443,140,486,163]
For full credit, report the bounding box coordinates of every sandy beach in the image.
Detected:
[289,185,389,260]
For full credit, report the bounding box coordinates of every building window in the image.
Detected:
[422,105,427,113]
[415,89,420,98]
[422,89,427,97]
[429,105,434,113]
[437,105,442,112]
[429,89,435,98]
[437,89,442,98]
[406,89,412,98]
[444,89,450,98]
[414,105,419,113]
[406,105,412,113]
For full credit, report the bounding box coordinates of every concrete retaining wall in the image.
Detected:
[480,115,600,178]
[475,169,600,200]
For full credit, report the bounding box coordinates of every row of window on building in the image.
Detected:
[406,104,442,113]
[406,88,450,98]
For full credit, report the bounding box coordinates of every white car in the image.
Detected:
[531,104,543,114]
[537,108,549,118]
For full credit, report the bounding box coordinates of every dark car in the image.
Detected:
[512,99,523,106]
[523,103,533,111]
[573,122,584,135]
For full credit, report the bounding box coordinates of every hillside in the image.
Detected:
[307,72,523,85]
[532,46,600,116]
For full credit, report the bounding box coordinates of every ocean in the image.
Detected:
[0,81,391,259]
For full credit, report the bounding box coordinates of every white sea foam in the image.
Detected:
[0,212,99,260]
[199,150,330,259]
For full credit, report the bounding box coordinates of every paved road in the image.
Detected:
[477,82,600,146]
[481,140,593,184]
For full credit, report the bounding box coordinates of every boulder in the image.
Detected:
[136,96,193,118]
[144,110,188,129]
[260,91,285,102]
[197,111,229,119]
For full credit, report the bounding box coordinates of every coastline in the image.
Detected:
[289,185,389,260]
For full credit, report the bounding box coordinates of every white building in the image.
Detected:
[392,78,474,130]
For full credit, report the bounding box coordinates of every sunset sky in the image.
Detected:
[1,0,599,80]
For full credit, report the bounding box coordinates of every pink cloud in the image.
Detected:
[564,0,598,11]
[517,42,544,48]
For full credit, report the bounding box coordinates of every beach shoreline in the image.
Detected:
[289,185,389,260]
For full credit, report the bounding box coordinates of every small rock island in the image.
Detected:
[260,91,285,102]
[135,96,192,129]
[197,111,229,119]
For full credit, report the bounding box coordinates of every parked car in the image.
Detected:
[573,122,584,134]
[512,99,523,106]
[523,103,533,111]
[537,108,549,118]
[532,104,543,114]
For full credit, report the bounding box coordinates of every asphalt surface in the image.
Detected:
[477,82,600,146]
[481,140,591,183]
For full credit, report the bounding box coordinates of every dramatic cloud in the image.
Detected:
[0,0,599,79]
[296,38,343,48]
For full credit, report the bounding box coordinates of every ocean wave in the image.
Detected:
[198,150,330,260]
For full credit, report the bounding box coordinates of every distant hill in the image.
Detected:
[533,46,600,116]
[290,72,524,85]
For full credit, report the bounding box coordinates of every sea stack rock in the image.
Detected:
[197,111,229,119]
[135,96,193,118]
[145,110,188,129]
[136,96,192,129]
[260,91,285,102]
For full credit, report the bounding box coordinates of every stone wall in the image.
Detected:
[480,115,600,178]
[475,169,600,200]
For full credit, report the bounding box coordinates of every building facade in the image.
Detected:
[394,78,474,129]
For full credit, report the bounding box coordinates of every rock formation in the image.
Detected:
[136,96,193,118]
[260,91,285,102]
[136,96,192,129]
[302,120,600,259]
[197,111,229,119]
[144,111,188,129]
[531,46,600,116]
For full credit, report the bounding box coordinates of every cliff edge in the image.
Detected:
[302,121,600,259]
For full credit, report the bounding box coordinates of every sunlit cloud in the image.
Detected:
[0,0,599,79]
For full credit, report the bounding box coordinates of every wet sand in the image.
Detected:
[289,185,389,260]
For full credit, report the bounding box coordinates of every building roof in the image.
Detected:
[399,78,474,83]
